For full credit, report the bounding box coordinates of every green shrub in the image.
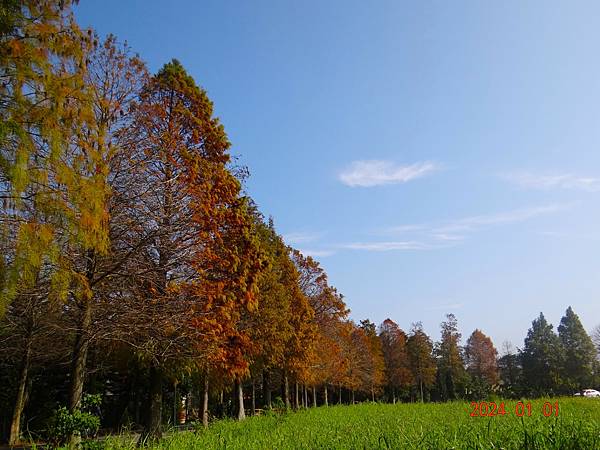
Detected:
[46,394,102,446]
[270,396,285,410]
[81,439,106,450]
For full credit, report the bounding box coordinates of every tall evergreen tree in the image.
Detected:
[558,306,596,392]
[520,313,564,396]
[435,313,466,400]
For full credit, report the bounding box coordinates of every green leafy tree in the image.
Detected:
[435,314,467,401]
[520,313,564,396]
[593,325,600,360]
[558,306,596,392]
[497,341,522,398]
[291,250,348,407]
[241,214,315,419]
[407,322,436,402]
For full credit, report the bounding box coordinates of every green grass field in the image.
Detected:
[98,398,600,449]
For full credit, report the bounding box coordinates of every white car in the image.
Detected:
[577,389,600,398]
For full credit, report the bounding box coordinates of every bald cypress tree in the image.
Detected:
[379,319,412,403]
[407,322,436,402]
[118,59,263,440]
[0,2,98,445]
[558,306,596,392]
[0,1,96,314]
[465,329,498,399]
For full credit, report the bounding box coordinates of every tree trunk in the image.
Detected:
[283,371,290,410]
[371,387,375,402]
[69,249,98,414]
[251,380,256,415]
[173,382,178,426]
[351,390,355,404]
[303,385,308,408]
[134,389,141,424]
[294,382,299,409]
[69,295,93,412]
[9,333,32,446]
[263,370,271,408]
[312,386,317,407]
[139,365,163,444]
[185,391,191,423]
[68,291,93,449]
[201,373,209,428]
[149,366,163,437]
[420,380,424,403]
[338,385,342,404]
[235,379,245,421]
[324,385,328,406]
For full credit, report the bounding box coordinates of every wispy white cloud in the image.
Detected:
[435,204,565,234]
[386,224,427,233]
[431,233,466,242]
[360,204,567,252]
[502,171,600,192]
[296,248,335,258]
[282,232,333,257]
[286,205,566,255]
[338,160,440,187]
[282,231,323,245]
[340,241,432,251]
[539,230,600,241]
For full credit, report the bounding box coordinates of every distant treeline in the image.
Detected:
[1,2,600,448]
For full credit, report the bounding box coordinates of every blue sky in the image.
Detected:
[76,1,600,350]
